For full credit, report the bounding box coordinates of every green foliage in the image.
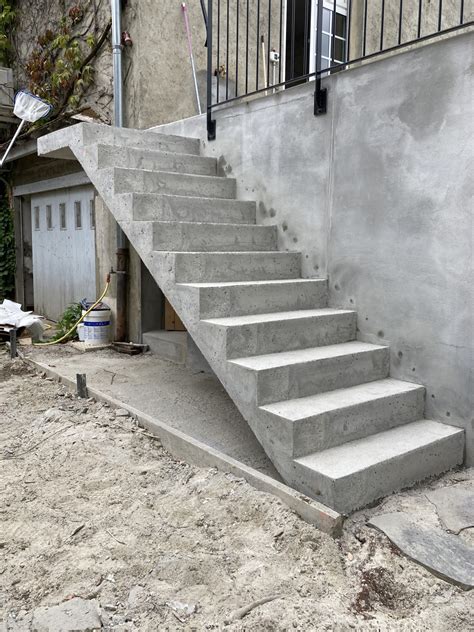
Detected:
[24,2,95,117]
[0,196,15,301]
[52,302,82,341]
[0,1,16,66]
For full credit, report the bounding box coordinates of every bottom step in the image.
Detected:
[294,420,464,514]
[143,330,212,373]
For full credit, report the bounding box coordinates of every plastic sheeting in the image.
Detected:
[0,300,43,330]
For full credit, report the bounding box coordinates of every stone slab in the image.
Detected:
[31,598,101,631]
[426,483,474,534]
[369,512,474,591]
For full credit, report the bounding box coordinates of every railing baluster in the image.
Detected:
[438,0,443,31]
[235,0,239,97]
[246,0,249,93]
[398,0,403,45]
[314,0,327,114]
[279,0,283,83]
[207,0,216,140]
[417,0,422,38]
[226,0,230,100]
[303,0,309,74]
[346,0,352,63]
[363,0,368,56]
[332,0,337,65]
[290,0,295,80]
[256,0,261,90]
[217,0,220,103]
[380,0,385,50]
[267,0,272,88]
[460,0,464,24]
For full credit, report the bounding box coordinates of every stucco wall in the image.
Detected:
[153,31,473,463]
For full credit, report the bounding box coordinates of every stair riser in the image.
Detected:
[254,348,390,405]
[153,223,277,252]
[84,126,201,155]
[143,332,186,364]
[288,387,425,456]
[219,312,357,359]
[174,253,301,283]
[133,195,257,225]
[196,281,329,319]
[114,170,237,199]
[294,430,464,514]
[97,146,217,176]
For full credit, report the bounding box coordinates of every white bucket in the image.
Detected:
[81,302,111,345]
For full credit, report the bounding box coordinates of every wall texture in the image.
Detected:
[153,31,473,464]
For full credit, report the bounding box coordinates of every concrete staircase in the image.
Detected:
[38,123,464,514]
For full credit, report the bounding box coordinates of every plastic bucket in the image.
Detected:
[80,300,111,345]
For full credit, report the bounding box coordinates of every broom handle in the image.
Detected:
[0,119,26,168]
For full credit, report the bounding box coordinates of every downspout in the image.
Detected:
[111,0,128,342]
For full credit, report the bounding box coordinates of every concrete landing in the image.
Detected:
[26,346,279,479]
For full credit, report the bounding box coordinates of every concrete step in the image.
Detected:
[153,221,277,252]
[94,144,217,175]
[180,278,328,318]
[172,251,301,283]
[203,308,356,358]
[110,168,237,199]
[83,124,201,155]
[128,193,257,224]
[230,341,390,405]
[261,378,426,456]
[294,420,464,514]
[143,330,187,364]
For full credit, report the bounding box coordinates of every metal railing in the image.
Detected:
[206,0,472,139]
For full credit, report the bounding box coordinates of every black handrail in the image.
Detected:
[206,0,472,140]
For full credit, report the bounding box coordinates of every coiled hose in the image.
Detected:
[34,274,111,347]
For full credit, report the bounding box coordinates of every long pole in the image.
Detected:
[0,120,26,167]
[182,3,202,114]
[111,0,128,342]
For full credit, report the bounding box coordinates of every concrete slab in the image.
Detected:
[31,598,101,631]
[426,483,474,534]
[27,346,277,478]
[369,512,474,590]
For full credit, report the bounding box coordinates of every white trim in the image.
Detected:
[13,171,90,197]
[309,0,347,75]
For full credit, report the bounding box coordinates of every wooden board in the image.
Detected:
[165,298,186,331]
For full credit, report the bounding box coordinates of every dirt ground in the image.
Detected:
[0,352,472,631]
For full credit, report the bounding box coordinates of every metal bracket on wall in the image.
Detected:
[207,116,216,141]
[314,87,327,116]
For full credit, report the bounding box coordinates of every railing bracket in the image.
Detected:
[314,88,327,116]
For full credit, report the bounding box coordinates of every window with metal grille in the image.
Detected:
[321,7,347,69]
[75,201,82,229]
[46,205,53,230]
[59,203,67,230]
[89,199,95,230]
[34,206,40,230]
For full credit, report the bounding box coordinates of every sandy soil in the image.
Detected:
[0,353,472,631]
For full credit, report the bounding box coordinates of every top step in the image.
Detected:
[38,122,201,160]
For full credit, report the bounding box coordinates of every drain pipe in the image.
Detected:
[111,0,128,342]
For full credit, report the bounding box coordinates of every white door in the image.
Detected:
[31,185,97,321]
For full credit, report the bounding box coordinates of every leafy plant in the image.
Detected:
[0,195,15,301]
[0,1,16,66]
[51,302,82,341]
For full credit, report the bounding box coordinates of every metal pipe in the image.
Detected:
[111,0,128,341]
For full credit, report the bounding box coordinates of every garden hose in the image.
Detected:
[34,274,111,347]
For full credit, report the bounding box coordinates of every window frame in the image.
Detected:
[59,202,67,230]
[74,200,82,230]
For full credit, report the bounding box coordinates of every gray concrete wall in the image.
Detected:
[153,31,473,464]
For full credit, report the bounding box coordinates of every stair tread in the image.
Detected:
[181,278,325,288]
[152,220,266,228]
[231,341,388,370]
[96,143,211,161]
[261,378,425,420]
[295,420,463,479]
[203,307,354,326]
[110,166,231,183]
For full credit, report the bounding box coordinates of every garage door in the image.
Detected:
[31,185,97,321]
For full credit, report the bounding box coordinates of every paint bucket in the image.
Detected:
[80,300,111,345]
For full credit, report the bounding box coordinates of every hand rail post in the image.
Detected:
[207,0,217,139]
[314,0,327,115]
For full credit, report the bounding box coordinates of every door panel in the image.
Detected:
[31,185,96,321]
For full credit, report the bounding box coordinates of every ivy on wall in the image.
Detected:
[0,1,16,66]
[0,192,15,301]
